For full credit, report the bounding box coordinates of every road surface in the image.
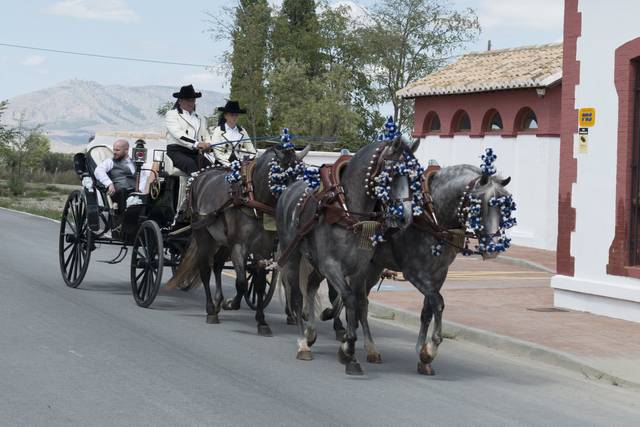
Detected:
[0,208,638,426]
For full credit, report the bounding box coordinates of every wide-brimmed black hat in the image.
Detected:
[172,84,202,99]
[217,100,247,114]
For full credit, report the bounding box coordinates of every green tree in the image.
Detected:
[271,0,322,75]
[0,112,50,190]
[361,0,480,131]
[156,101,174,117]
[228,0,271,137]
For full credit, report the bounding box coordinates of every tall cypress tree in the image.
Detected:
[228,0,270,137]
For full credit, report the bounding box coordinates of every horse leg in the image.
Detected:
[212,250,226,314]
[254,267,273,337]
[424,291,445,373]
[222,244,247,311]
[195,231,219,324]
[416,294,436,375]
[282,255,312,360]
[303,269,322,348]
[323,270,362,376]
[359,295,381,364]
[321,282,346,341]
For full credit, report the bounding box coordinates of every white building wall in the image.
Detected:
[551,0,640,322]
[308,136,560,250]
[415,135,560,250]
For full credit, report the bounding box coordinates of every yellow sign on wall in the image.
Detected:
[579,108,596,127]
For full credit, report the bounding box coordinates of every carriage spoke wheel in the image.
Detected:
[59,190,93,288]
[244,268,278,310]
[131,220,164,308]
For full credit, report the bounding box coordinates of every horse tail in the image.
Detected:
[166,240,201,290]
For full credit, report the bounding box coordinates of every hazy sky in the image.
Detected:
[0,0,563,99]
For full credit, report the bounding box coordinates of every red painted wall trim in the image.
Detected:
[556,0,580,276]
[607,38,640,276]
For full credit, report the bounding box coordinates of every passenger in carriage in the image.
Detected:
[165,84,212,175]
[93,139,138,212]
[209,100,256,167]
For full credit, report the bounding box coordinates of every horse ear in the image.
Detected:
[390,134,403,152]
[410,138,421,153]
[500,176,511,187]
[296,145,311,160]
[479,174,489,186]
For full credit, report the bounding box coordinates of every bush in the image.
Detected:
[8,175,25,196]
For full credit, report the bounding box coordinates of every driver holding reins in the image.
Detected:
[208,100,256,166]
[165,84,212,175]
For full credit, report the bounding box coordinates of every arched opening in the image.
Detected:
[452,110,471,132]
[482,109,504,132]
[516,107,539,131]
[423,111,441,133]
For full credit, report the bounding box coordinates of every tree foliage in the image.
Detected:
[213,0,479,149]
[228,0,271,137]
[362,0,480,131]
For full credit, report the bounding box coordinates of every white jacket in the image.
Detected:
[165,108,211,150]
[209,124,256,166]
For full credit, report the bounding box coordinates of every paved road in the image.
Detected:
[1,208,639,427]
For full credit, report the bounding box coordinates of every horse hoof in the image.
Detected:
[206,314,219,324]
[306,331,317,347]
[345,361,364,376]
[337,347,350,365]
[320,307,334,321]
[286,316,296,325]
[367,352,382,364]
[296,350,313,361]
[257,324,273,337]
[417,362,436,376]
[335,329,346,342]
[222,299,240,311]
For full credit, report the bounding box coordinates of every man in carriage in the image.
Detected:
[93,138,142,213]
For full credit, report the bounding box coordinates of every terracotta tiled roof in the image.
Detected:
[397,43,562,98]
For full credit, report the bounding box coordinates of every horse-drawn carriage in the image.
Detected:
[58,134,278,309]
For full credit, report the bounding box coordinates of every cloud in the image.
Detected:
[21,55,47,66]
[45,0,139,23]
[477,0,563,31]
[183,71,226,91]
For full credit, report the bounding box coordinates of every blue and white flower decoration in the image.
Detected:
[225,159,242,183]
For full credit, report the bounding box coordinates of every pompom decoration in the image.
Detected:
[279,128,295,150]
[456,149,518,256]
[369,149,425,219]
[431,242,443,257]
[300,166,320,190]
[224,160,242,183]
[377,116,401,141]
[480,148,497,176]
[370,231,385,247]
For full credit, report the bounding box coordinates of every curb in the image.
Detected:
[367,300,640,391]
[493,255,556,274]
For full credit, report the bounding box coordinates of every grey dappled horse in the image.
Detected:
[168,145,309,336]
[324,164,513,375]
[276,136,419,375]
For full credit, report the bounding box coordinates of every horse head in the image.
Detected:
[466,173,515,259]
[253,143,311,202]
[372,134,422,230]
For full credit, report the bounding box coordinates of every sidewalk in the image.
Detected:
[367,245,640,389]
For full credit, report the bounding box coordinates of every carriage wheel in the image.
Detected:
[131,220,164,308]
[244,268,279,310]
[59,190,93,288]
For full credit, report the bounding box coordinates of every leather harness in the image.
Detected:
[190,159,276,231]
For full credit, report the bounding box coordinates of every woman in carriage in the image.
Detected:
[208,100,257,166]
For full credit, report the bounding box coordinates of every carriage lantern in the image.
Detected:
[133,139,147,165]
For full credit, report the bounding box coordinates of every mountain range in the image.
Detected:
[4,79,227,152]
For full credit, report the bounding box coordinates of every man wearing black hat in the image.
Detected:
[209,100,256,166]
[165,84,212,175]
